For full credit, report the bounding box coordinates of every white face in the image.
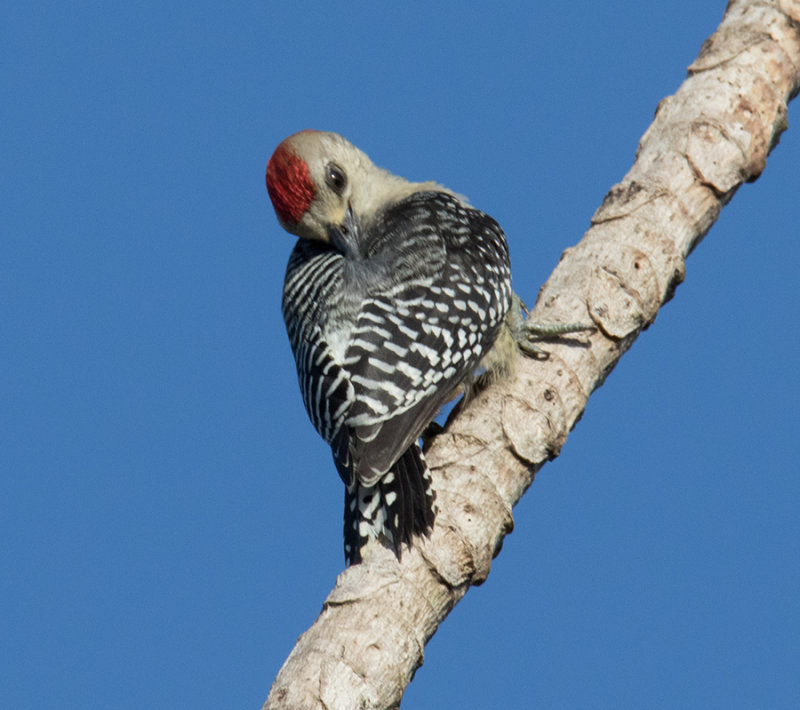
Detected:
[292,132,358,241]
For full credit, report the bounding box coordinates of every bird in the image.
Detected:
[266,130,587,564]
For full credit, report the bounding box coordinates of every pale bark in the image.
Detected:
[263,2,800,708]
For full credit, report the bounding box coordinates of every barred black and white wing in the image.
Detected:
[282,242,354,446]
[340,193,511,475]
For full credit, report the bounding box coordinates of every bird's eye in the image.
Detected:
[325,163,347,194]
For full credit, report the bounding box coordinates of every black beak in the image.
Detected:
[329,204,360,258]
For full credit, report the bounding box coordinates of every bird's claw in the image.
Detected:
[509,294,595,358]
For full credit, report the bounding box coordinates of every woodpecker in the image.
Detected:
[266,130,571,565]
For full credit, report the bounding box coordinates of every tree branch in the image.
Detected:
[263,2,800,708]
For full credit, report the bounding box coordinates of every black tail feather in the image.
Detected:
[343,443,436,565]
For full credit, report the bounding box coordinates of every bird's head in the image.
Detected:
[266,130,445,248]
[266,130,367,243]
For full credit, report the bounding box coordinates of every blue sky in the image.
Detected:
[3,2,798,708]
